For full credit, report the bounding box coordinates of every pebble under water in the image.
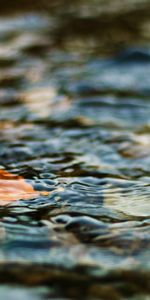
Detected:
[0,1,150,299]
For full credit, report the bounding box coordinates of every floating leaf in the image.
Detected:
[0,169,43,205]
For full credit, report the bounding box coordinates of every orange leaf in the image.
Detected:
[0,169,42,205]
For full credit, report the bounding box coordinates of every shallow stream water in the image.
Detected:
[0,1,150,299]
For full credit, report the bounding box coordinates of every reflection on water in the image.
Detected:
[0,1,150,299]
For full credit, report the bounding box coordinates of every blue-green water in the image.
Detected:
[0,1,150,299]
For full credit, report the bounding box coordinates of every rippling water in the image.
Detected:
[0,1,150,299]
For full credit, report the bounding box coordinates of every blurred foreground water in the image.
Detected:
[0,0,150,299]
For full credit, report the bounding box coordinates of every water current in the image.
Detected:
[0,1,150,299]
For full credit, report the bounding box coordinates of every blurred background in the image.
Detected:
[0,0,150,54]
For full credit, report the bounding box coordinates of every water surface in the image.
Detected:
[0,1,150,299]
